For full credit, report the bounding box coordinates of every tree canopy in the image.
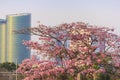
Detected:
[0,62,17,72]
[17,22,120,80]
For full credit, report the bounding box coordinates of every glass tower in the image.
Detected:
[0,19,6,63]
[6,13,31,64]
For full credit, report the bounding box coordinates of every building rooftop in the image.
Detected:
[7,13,31,17]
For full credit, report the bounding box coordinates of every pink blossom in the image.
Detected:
[97,59,102,64]
[17,22,120,80]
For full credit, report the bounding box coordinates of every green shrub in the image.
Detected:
[93,73,110,80]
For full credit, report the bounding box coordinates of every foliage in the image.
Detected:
[17,22,120,80]
[93,73,109,80]
[0,62,18,72]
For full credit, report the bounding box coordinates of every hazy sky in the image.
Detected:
[0,0,120,34]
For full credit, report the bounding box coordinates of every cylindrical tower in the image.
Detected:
[6,13,31,63]
[0,19,6,63]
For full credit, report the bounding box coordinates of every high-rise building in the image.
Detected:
[6,13,31,63]
[0,13,31,64]
[0,19,6,63]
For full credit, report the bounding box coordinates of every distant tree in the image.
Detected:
[16,22,120,80]
[0,62,18,72]
[0,67,8,72]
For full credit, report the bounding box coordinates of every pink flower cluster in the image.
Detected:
[17,22,120,80]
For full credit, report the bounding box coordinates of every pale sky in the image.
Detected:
[0,0,120,34]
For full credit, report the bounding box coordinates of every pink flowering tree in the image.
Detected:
[17,22,120,80]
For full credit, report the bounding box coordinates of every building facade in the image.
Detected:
[0,13,31,64]
[0,19,6,63]
[6,13,31,64]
